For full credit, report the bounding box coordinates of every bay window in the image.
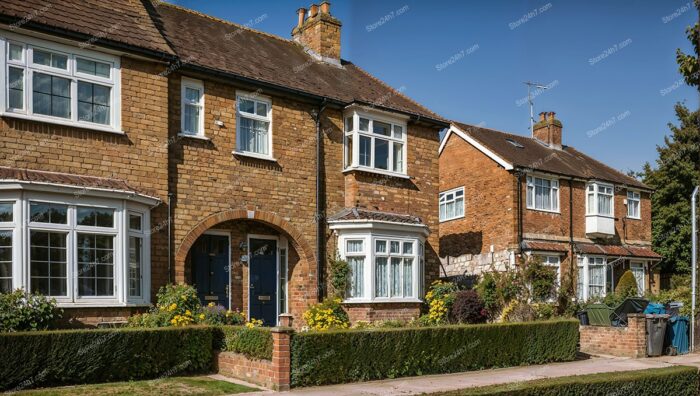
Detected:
[236,92,272,158]
[586,183,614,216]
[343,109,408,176]
[627,190,640,219]
[0,190,152,306]
[439,187,465,222]
[526,175,559,212]
[345,239,365,298]
[1,33,121,132]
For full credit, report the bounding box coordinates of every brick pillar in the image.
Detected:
[627,313,647,358]
[271,327,293,391]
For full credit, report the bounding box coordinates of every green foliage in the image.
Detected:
[451,290,487,324]
[522,258,557,301]
[676,0,699,88]
[436,366,699,396]
[614,270,639,298]
[423,280,459,324]
[0,326,214,391]
[328,254,351,298]
[198,304,246,326]
[215,326,273,360]
[290,319,579,387]
[646,275,692,316]
[475,273,500,318]
[302,297,349,331]
[0,290,62,332]
[154,283,201,316]
[642,105,700,274]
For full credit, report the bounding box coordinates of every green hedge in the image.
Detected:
[434,366,699,396]
[291,319,578,387]
[0,326,214,391]
[215,326,273,360]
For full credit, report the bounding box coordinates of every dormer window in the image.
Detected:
[343,109,408,176]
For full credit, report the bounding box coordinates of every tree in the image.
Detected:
[676,0,700,87]
[615,270,639,298]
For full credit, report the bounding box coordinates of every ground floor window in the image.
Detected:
[0,190,152,306]
[534,254,561,301]
[576,255,607,301]
[630,262,645,295]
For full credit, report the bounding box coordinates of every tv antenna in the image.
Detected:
[524,81,549,135]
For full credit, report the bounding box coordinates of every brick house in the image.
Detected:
[439,112,661,300]
[0,0,447,326]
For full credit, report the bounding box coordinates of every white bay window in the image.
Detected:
[1,33,121,133]
[343,108,408,177]
[585,182,615,236]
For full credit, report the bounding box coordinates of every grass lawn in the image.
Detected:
[14,376,257,396]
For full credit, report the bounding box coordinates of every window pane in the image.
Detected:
[185,87,200,103]
[390,241,400,254]
[392,142,404,173]
[455,197,464,217]
[9,44,22,61]
[129,214,142,231]
[439,202,447,221]
[359,135,371,166]
[76,58,110,78]
[78,81,111,124]
[0,231,12,293]
[403,258,413,297]
[375,240,386,253]
[239,116,270,155]
[344,116,353,132]
[33,49,67,69]
[30,230,67,296]
[344,134,353,168]
[403,242,413,255]
[348,256,364,298]
[359,117,369,131]
[30,202,67,224]
[390,257,401,297]
[239,98,254,114]
[393,125,403,139]
[346,240,363,253]
[0,203,13,222]
[32,49,50,66]
[33,73,71,119]
[255,102,267,117]
[373,120,391,136]
[183,103,199,134]
[374,139,389,170]
[77,233,114,297]
[129,236,142,297]
[8,67,24,110]
[375,257,388,297]
[598,194,612,216]
[77,207,114,227]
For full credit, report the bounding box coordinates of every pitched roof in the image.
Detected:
[328,208,425,226]
[0,0,174,56]
[447,121,649,190]
[149,3,445,123]
[0,166,160,202]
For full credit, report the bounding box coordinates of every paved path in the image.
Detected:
[229,353,700,396]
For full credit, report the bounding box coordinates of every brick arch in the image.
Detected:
[174,208,316,272]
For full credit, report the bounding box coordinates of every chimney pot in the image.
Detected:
[539,112,547,121]
[549,111,556,120]
[320,1,331,14]
[296,8,306,28]
[309,4,319,18]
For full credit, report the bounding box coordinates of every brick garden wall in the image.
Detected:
[579,314,647,358]
[343,302,421,323]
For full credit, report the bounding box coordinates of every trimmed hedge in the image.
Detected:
[216,326,273,360]
[0,326,214,391]
[291,319,578,387]
[434,366,699,395]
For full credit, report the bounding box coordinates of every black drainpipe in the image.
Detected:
[516,172,523,252]
[568,178,575,292]
[314,100,327,302]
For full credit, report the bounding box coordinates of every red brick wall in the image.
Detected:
[216,351,276,389]
[343,302,421,323]
[579,314,647,358]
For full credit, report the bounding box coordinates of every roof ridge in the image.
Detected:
[453,121,531,141]
[156,1,293,44]
[565,146,643,187]
[350,63,445,122]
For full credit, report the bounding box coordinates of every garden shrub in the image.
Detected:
[475,273,500,318]
[0,326,214,391]
[435,366,699,396]
[328,253,350,298]
[423,280,459,324]
[290,319,579,387]
[500,301,536,323]
[523,258,557,301]
[615,270,639,298]
[451,290,487,324]
[215,326,273,360]
[302,297,349,331]
[0,290,62,332]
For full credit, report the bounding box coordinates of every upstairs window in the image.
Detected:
[627,190,640,219]
[439,187,465,221]
[586,183,614,216]
[180,78,204,136]
[343,110,407,175]
[526,175,559,212]
[236,93,272,158]
[2,35,120,132]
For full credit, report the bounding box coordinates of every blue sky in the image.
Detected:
[167,0,698,173]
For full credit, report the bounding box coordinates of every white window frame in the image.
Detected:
[343,108,409,178]
[627,190,641,219]
[338,231,423,303]
[235,91,274,160]
[577,255,607,301]
[180,77,205,137]
[526,175,560,213]
[0,190,151,307]
[439,187,465,222]
[0,31,122,133]
[344,239,366,299]
[586,182,614,217]
[630,261,645,295]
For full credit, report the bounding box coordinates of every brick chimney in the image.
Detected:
[292,2,342,64]
[533,111,563,150]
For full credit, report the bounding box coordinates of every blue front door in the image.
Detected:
[192,234,229,309]
[249,238,277,326]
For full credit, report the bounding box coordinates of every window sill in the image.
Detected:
[439,215,465,223]
[1,111,124,135]
[626,216,641,221]
[526,207,560,214]
[343,166,411,180]
[342,298,423,304]
[57,301,151,308]
[178,132,210,141]
[586,214,614,219]
[232,151,277,162]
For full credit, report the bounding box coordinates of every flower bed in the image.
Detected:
[290,319,579,387]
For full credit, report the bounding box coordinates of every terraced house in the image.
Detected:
[0,0,446,326]
[439,112,661,299]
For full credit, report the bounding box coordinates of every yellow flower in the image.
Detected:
[199,314,205,320]
[185,310,192,316]
[208,302,215,307]
[181,295,187,300]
